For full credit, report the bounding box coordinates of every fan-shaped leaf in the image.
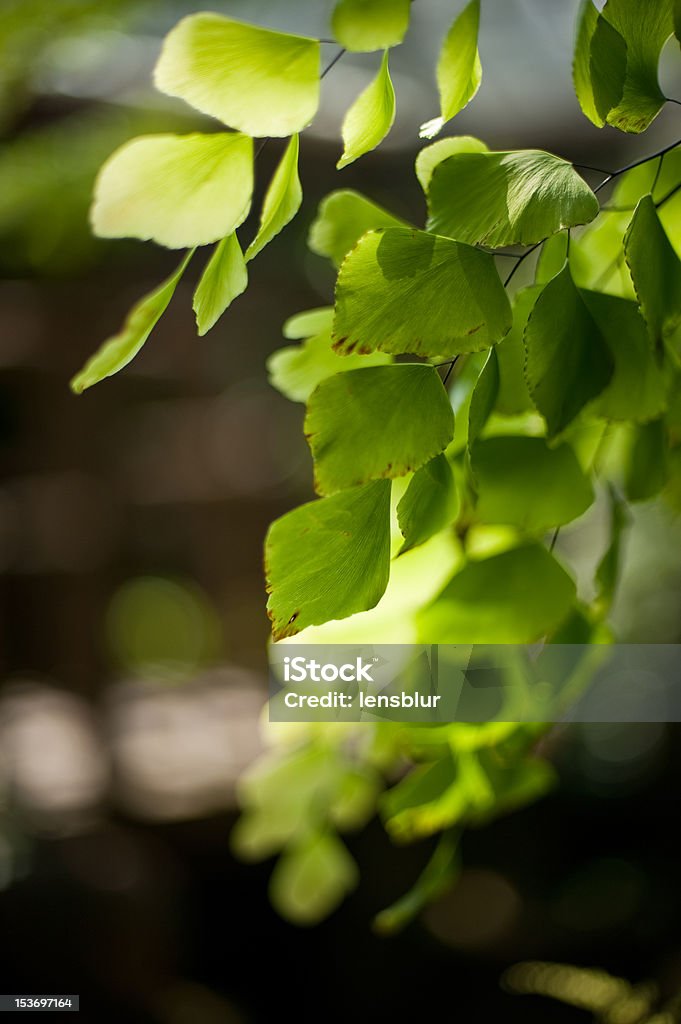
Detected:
[415,135,489,192]
[71,252,192,393]
[91,132,253,249]
[246,135,302,261]
[308,190,404,266]
[304,364,454,495]
[154,14,320,137]
[338,51,396,169]
[332,0,411,51]
[193,233,248,336]
[427,149,599,247]
[397,455,460,554]
[624,194,681,346]
[420,0,482,139]
[333,228,512,358]
[265,480,391,640]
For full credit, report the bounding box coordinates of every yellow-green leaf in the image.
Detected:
[338,50,396,169]
[246,135,302,261]
[193,233,248,336]
[420,0,482,139]
[332,0,411,51]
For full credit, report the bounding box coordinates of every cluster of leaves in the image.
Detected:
[76,0,681,925]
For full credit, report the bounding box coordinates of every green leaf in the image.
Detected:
[573,0,674,134]
[308,190,405,266]
[420,0,482,139]
[415,135,489,192]
[495,286,541,415]
[380,754,462,842]
[594,484,630,615]
[333,228,512,358]
[524,265,614,437]
[374,829,460,933]
[283,307,334,340]
[582,289,668,422]
[91,132,253,249]
[418,543,576,643]
[397,455,460,554]
[304,364,454,495]
[471,436,594,532]
[624,417,669,501]
[624,194,681,346]
[193,233,247,336]
[535,233,569,283]
[332,0,411,51]
[468,348,499,445]
[427,149,599,247]
[269,831,358,925]
[338,50,396,169]
[246,135,302,261]
[265,480,391,639]
[154,14,320,137]
[70,252,192,394]
[269,311,391,403]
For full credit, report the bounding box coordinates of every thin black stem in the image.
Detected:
[573,162,613,175]
[441,355,460,386]
[650,153,665,198]
[593,137,681,194]
[321,48,346,79]
[549,527,560,552]
[504,241,543,287]
[656,180,681,208]
[666,97,681,106]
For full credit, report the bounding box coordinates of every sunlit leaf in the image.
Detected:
[495,286,540,415]
[246,135,302,261]
[333,228,512,358]
[265,480,391,639]
[154,14,320,137]
[415,135,489,192]
[269,831,358,925]
[305,364,454,494]
[193,233,247,336]
[471,436,594,531]
[338,50,395,169]
[624,194,681,346]
[308,189,404,266]
[268,308,390,403]
[524,265,614,437]
[397,455,460,554]
[91,132,253,249]
[420,0,481,139]
[331,0,411,51]
[418,543,576,643]
[535,232,569,283]
[71,251,192,393]
[427,149,599,247]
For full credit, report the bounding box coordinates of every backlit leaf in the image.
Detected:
[397,455,460,554]
[268,309,390,403]
[495,286,540,415]
[420,0,481,139]
[535,232,569,283]
[624,418,669,501]
[471,436,594,532]
[332,0,411,51]
[91,132,253,249]
[154,14,320,137]
[418,543,576,643]
[333,228,512,358]
[468,348,499,445]
[524,265,614,437]
[427,149,599,247]
[338,50,396,169]
[71,252,192,393]
[308,190,405,266]
[246,135,302,261]
[415,135,489,192]
[193,233,247,336]
[269,831,358,925]
[265,480,391,639]
[304,364,454,495]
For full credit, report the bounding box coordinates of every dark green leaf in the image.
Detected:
[535,232,569,283]
[417,543,576,643]
[397,454,460,554]
[333,228,512,358]
[265,480,391,640]
[427,149,599,247]
[468,348,499,445]
[624,194,681,347]
[495,286,541,415]
[304,364,454,494]
[471,436,594,531]
[624,417,669,500]
[594,484,630,615]
[524,265,614,437]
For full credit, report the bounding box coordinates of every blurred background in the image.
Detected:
[2,0,681,1020]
